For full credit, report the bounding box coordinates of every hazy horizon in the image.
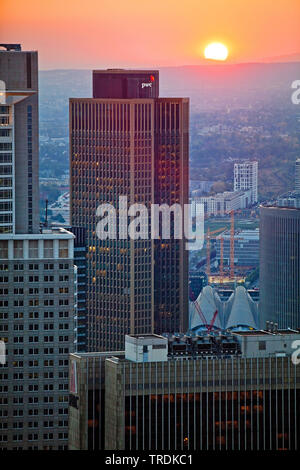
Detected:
[1,0,300,69]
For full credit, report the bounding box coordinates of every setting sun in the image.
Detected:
[204,42,228,61]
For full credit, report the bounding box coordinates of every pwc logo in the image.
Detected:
[141,75,155,89]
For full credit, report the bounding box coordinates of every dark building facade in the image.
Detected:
[260,206,300,329]
[70,70,189,352]
[67,226,87,352]
[93,70,159,100]
[68,331,300,451]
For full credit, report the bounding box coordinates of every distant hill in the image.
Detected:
[39,61,300,121]
[261,52,300,63]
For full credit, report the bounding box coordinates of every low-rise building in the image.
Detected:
[191,190,252,218]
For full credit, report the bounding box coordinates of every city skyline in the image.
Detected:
[0,0,299,454]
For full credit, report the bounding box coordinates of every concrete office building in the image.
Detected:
[68,331,300,450]
[70,70,189,351]
[0,44,76,450]
[260,206,300,329]
[0,230,75,450]
[0,44,39,234]
[234,161,258,204]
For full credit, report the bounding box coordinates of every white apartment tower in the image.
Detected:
[234,161,258,204]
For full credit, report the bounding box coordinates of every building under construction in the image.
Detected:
[205,210,258,286]
[215,229,259,269]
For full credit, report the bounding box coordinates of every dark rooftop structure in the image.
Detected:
[92,69,159,99]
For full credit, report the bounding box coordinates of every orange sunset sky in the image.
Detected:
[1,0,300,69]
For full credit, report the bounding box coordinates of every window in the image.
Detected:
[0,240,8,258]
[29,240,38,258]
[14,241,23,259]
[29,312,39,319]
[29,264,38,270]
[44,263,54,270]
[59,263,69,270]
[44,240,53,258]
[14,264,23,271]
[59,240,68,258]
[259,341,266,350]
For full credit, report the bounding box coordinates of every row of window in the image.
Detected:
[0,311,70,319]
[0,433,68,442]
[0,299,70,307]
[0,287,69,295]
[0,263,70,271]
[11,335,70,343]
[0,240,69,259]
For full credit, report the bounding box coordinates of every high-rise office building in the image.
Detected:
[234,161,258,204]
[0,44,39,235]
[260,205,300,329]
[69,331,300,450]
[295,158,300,191]
[70,70,189,352]
[0,44,76,450]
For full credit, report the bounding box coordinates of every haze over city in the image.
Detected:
[0,0,300,457]
[1,0,300,68]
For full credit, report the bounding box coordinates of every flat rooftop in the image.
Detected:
[233,329,299,336]
[128,334,165,340]
[93,69,159,74]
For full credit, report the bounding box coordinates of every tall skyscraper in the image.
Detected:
[234,161,258,204]
[260,205,300,329]
[70,70,189,352]
[295,158,300,191]
[0,44,75,450]
[0,44,39,235]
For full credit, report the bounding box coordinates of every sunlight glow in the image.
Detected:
[204,42,228,61]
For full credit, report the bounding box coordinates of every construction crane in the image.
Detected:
[189,288,218,332]
[206,226,227,278]
[220,237,224,281]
